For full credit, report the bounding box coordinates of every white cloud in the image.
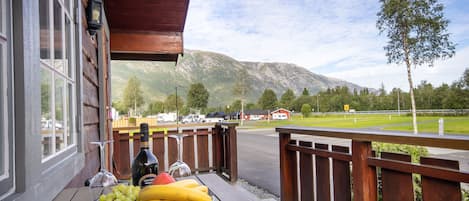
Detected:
[325,46,469,91]
[184,0,469,91]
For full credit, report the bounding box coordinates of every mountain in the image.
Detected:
[111,50,365,107]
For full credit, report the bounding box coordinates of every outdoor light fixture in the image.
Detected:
[86,0,103,34]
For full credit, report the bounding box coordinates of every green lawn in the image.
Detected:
[242,114,469,134]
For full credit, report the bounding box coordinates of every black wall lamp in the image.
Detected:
[86,0,103,35]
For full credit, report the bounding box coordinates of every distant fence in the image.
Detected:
[312,109,469,115]
[112,117,158,128]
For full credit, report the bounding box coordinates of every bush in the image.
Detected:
[301,104,312,118]
[128,117,136,126]
[373,142,428,163]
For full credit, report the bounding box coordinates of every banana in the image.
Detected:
[139,185,211,201]
[193,185,208,193]
[167,179,200,188]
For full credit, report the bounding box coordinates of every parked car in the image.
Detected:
[205,112,226,123]
[182,114,206,123]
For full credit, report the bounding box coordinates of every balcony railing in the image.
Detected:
[112,122,238,182]
[277,126,469,201]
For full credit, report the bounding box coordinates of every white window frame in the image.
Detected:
[40,0,77,162]
[0,0,15,199]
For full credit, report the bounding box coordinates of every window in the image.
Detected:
[0,0,14,198]
[40,0,76,161]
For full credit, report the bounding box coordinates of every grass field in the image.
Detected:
[242,114,469,134]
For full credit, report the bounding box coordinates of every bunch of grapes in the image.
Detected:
[99,184,140,201]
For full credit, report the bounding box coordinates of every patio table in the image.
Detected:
[53,173,238,201]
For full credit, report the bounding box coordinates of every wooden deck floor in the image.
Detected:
[53,173,259,201]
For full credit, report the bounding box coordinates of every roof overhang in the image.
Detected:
[105,0,189,62]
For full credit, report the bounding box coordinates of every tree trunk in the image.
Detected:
[404,48,418,134]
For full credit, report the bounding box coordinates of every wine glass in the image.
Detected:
[88,140,118,200]
[168,132,192,177]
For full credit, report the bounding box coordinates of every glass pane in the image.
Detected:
[64,0,71,14]
[53,0,64,72]
[39,0,51,62]
[55,77,65,152]
[66,83,73,145]
[41,67,53,158]
[65,17,73,78]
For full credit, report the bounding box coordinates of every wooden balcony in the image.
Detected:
[277,126,469,201]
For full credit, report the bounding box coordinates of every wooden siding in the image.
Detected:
[66,0,101,188]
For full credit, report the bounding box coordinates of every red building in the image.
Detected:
[271,108,291,120]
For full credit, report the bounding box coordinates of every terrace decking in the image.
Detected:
[53,173,260,201]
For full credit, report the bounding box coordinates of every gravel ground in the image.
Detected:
[237,179,279,201]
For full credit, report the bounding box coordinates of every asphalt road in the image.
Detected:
[238,128,281,196]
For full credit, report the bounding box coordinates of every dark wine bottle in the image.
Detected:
[132,123,159,187]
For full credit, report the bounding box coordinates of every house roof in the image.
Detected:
[244,110,269,115]
[105,0,189,61]
[271,108,291,114]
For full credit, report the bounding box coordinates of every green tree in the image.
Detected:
[463,68,469,88]
[293,95,313,112]
[164,94,184,112]
[377,0,456,134]
[245,102,259,110]
[280,89,296,110]
[187,83,210,109]
[145,100,165,116]
[112,101,128,115]
[258,89,278,110]
[302,88,310,96]
[301,104,312,118]
[122,76,145,116]
[230,100,242,112]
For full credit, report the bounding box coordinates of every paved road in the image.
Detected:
[237,128,469,196]
[238,128,280,196]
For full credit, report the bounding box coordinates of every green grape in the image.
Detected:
[99,184,140,201]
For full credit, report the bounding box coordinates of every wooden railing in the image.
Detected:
[112,122,238,182]
[277,126,469,201]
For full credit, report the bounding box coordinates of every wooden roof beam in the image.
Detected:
[110,31,183,60]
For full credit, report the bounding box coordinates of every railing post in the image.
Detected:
[227,124,238,182]
[351,140,377,201]
[213,123,223,174]
[279,132,298,201]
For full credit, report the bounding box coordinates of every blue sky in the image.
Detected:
[184,0,469,91]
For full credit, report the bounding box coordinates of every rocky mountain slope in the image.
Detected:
[111,50,364,107]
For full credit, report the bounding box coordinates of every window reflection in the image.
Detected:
[67,84,74,145]
[53,0,64,73]
[41,67,53,158]
[55,77,65,152]
[39,0,51,62]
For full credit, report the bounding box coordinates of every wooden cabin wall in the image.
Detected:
[66,0,101,187]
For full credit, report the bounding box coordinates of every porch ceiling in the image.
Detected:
[105,0,189,61]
